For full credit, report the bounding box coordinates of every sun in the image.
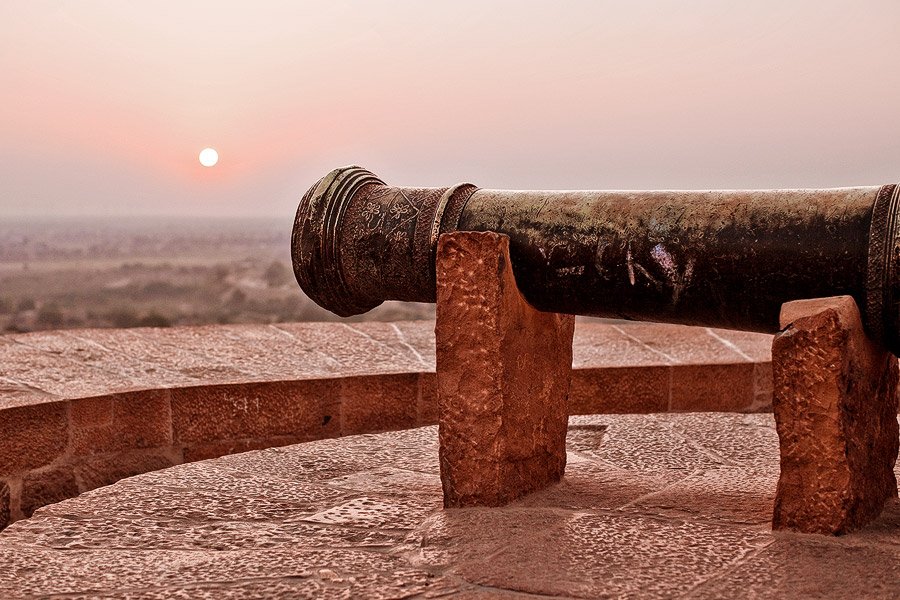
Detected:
[199,147,219,167]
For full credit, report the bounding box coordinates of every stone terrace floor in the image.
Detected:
[0,413,897,599]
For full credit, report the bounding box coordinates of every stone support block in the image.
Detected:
[772,296,899,534]
[435,231,574,507]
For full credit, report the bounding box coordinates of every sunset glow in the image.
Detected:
[1,2,899,218]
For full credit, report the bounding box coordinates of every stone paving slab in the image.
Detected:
[0,413,896,599]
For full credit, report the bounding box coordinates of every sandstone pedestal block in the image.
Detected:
[772,296,899,534]
[435,232,574,507]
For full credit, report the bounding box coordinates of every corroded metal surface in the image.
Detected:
[291,166,900,353]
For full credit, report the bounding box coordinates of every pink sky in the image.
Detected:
[1,1,899,218]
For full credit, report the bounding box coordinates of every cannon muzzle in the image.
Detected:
[291,166,900,353]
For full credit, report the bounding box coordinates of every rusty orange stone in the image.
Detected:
[772,296,900,534]
[435,231,574,507]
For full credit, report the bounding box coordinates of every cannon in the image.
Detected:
[291,166,900,353]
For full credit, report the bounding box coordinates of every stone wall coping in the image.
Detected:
[0,320,773,529]
[1,320,771,410]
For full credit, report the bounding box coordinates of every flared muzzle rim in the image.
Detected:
[865,182,900,353]
[291,165,385,316]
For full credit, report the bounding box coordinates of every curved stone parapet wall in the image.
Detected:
[0,320,773,528]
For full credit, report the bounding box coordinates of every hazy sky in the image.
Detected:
[2,1,899,218]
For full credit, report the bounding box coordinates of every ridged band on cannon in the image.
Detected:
[292,166,900,354]
[291,166,477,316]
[866,183,900,352]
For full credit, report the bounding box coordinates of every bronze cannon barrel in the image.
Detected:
[291,166,900,353]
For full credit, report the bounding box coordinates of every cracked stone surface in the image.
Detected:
[0,413,897,599]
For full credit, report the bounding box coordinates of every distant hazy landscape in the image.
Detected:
[0,217,433,334]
